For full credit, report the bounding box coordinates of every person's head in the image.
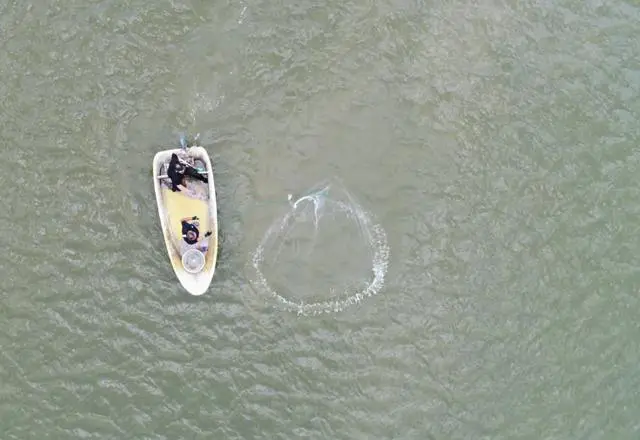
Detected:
[186,230,197,242]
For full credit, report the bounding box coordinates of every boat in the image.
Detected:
[152,135,218,295]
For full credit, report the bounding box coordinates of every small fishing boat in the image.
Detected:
[152,135,218,295]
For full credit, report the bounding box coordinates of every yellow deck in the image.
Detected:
[162,187,216,270]
[163,187,210,236]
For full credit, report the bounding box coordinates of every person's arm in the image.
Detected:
[198,231,212,241]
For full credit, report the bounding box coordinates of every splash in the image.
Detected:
[250,180,389,315]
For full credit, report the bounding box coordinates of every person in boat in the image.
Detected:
[181,216,212,246]
[167,153,208,192]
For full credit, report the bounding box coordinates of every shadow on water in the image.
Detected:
[200,139,252,295]
[208,143,234,276]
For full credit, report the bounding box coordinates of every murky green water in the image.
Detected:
[1,0,640,438]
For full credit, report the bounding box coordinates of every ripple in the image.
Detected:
[250,180,389,315]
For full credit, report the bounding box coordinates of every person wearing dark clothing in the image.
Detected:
[181,216,212,245]
[167,153,208,192]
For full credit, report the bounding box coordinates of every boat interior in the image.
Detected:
[157,151,214,260]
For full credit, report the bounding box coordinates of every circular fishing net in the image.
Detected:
[251,179,389,315]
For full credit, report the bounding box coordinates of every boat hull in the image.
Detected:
[152,146,218,295]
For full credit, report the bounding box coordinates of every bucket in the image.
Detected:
[182,248,205,273]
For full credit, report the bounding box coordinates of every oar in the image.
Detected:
[157,171,208,179]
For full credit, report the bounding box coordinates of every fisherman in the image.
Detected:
[167,153,208,192]
[181,216,212,246]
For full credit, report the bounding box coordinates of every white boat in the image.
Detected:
[152,139,218,295]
